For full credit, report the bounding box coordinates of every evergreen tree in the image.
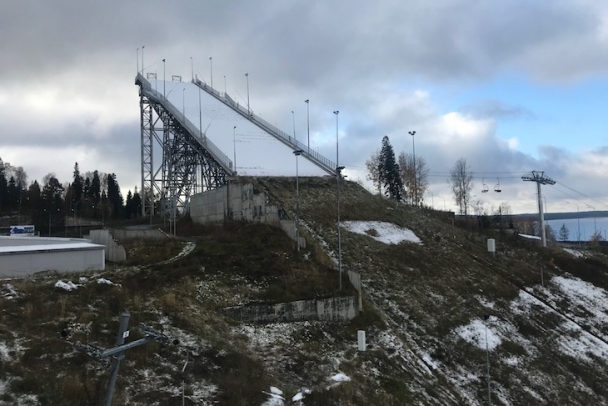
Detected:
[378,136,403,201]
[71,162,84,213]
[106,173,123,218]
[90,170,101,205]
[559,223,570,242]
[132,191,142,218]
[0,159,7,213]
[125,190,133,219]
[7,176,19,211]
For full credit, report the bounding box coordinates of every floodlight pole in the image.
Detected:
[522,171,555,247]
[305,99,310,152]
[409,130,417,206]
[334,110,343,291]
[294,149,303,252]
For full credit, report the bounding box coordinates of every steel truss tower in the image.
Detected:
[136,73,235,221]
[522,170,555,247]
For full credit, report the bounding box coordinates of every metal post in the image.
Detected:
[409,130,417,206]
[291,110,296,140]
[305,99,310,152]
[141,46,145,75]
[245,73,250,114]
[538,182,546,247]
[162,59,166,99]
[294,150,303,252]
[485,320,491,405]
[136,47,139,73]
[224,75,227,95]
[233,126,237,173]
[334,110,342,291]
[104,311,130,406]
[209,56,213,87]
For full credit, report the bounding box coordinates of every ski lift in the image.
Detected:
[481,179,489,193]
[494,178,502,193]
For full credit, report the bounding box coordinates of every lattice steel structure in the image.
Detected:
[135,73,235,220]
[522,170,555,247]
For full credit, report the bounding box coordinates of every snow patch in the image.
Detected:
[342,221,421,245]
[159,241,196,265]
[54,280,79,291]
[96,278,116,285]
[262,386,284,406]
[1,283,19,299]
[551,275,608,325]
[454,318,505,351]
[557,320,608,363]
[563,248,584,258]
[331,372,351,382]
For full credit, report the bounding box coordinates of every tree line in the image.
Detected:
[365,136,476,215]
[0,158,142,234]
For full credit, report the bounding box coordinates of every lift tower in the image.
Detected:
[522,171,555,247]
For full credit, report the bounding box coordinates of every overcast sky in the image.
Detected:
[1,0,607,214]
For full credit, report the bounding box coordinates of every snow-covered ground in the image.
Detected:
[454,317,514,351]
[341,221,421,245]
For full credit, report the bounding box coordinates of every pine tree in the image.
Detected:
[132,191,142,218]
[106,173,123,219]
[559,223,569,242]
[125,190,133,219]
[0,159,7,213]
[72,162,84,213]
[378,136,403,201]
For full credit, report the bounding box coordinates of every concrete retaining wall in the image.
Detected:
[111,228,168,240]
[190,182,280,224]
[88,229,126,262]
[224,296,358,323]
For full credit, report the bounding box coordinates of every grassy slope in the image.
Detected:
[1,177,607,405]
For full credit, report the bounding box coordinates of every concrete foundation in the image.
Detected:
[190,182,281,224]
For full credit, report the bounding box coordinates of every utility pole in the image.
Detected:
[522,171,555,247]
[73,311,179,406]
[409,131,417,206]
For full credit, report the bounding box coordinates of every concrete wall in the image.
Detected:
[224,296,358,323]
[88,229,126,262]
[279,220,306,250]
[110,228,168,240]
[190,182,281,225]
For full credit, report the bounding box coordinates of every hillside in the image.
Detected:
[1,177,608,405]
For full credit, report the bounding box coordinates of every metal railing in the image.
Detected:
[136,73,235,174]
[192,78,336,175]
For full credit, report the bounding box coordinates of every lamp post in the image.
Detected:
[162,58,166,98]
[209,56,213,87]
[293,149,303,252]
[409,130,417,206]
[305,99,310,152]
[334,110,343,291]
[141,45,145,75]
[245,73,250,114]
[190,56,193,81]
[291,110,296,141]
[233,126,237,173]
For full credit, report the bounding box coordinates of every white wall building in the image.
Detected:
[0,236,105,278]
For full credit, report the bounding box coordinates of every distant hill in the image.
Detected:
[512,211,608,220]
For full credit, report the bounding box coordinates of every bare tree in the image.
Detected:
[398,152,429,206]
[365,150,382,195]
[450,158,473,215]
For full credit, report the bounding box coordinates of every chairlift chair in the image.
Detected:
[481,179,489,193]
[494,178,502,193]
